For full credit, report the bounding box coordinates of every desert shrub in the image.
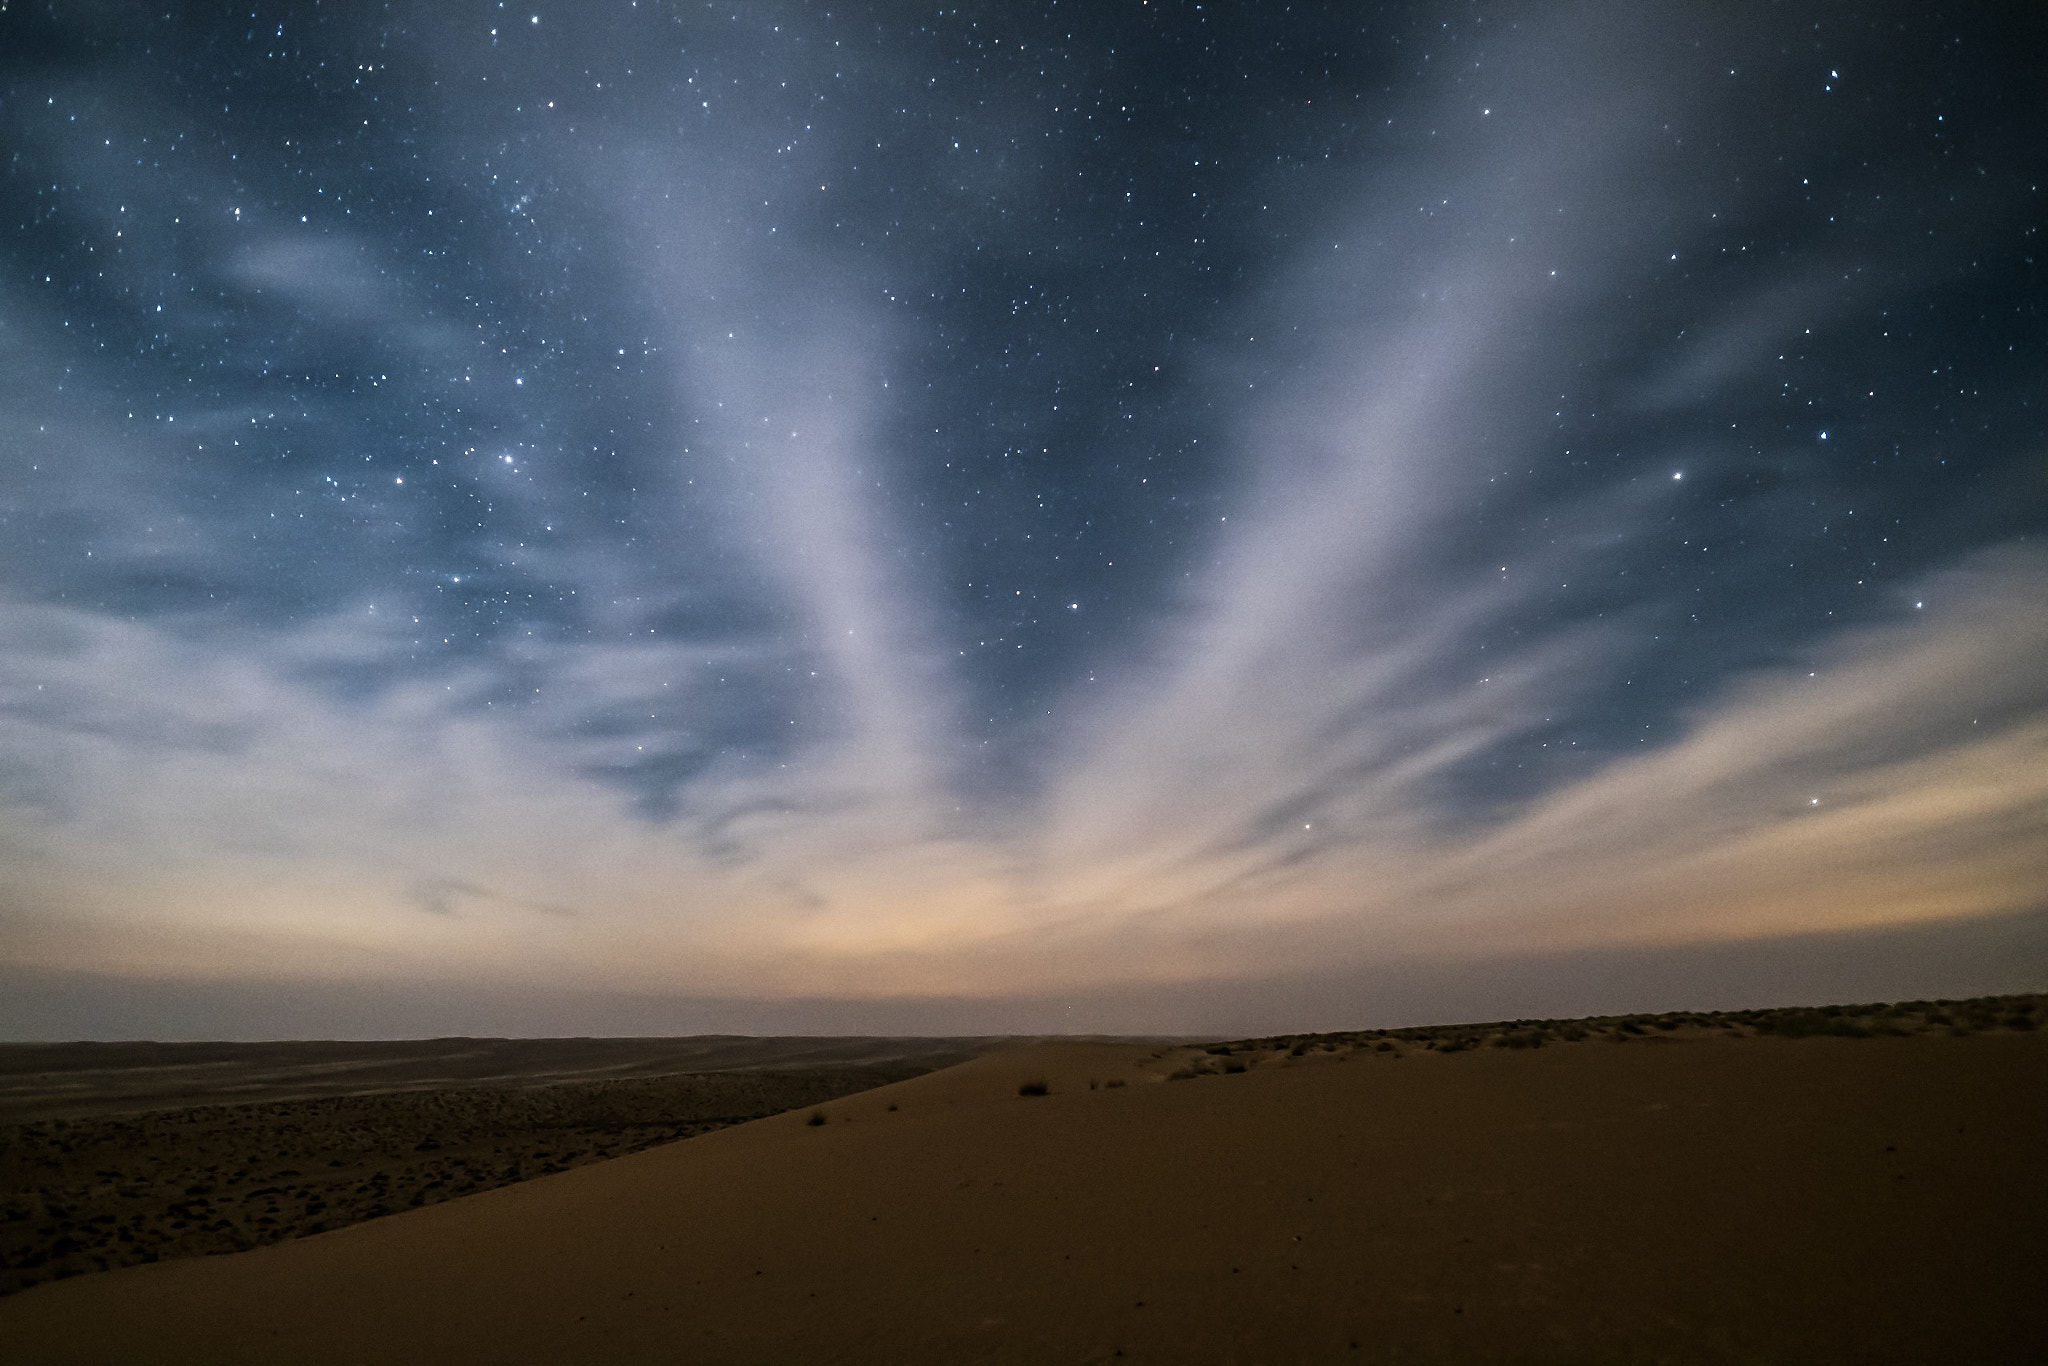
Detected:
[1166,1069,1199,1082]
[1760,1010,1872,1038]
[1289,1043,1309,1056]
[806,1111,828,1126]
[1104,1079,1126,1089]
[1561,1027,1587,1042]
[1222,1061,1247,1074]
[1375,1041,1394,1053]
[1204,1045,1234,1056]
[2005,1013,2037,1031]
[1017,1080,1049,1097]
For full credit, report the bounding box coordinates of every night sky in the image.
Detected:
[2,1,2044,1038]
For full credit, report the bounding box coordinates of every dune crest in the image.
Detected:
[2,1011,2042,1363]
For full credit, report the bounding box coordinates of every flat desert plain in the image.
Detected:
[2,1000,2043,1364]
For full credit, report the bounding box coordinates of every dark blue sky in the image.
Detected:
[2,0,2044,1036]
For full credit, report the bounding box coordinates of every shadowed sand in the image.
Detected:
[1,1011,2042,1363]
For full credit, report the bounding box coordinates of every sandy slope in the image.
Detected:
[1,1030,2041,1364]
[0,1069,924,1296]
[0,1035,1008,1295]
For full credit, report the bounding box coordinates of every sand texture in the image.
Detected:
[1,999,2042,1363]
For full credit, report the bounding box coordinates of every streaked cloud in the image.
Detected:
[0,0,2041,1032]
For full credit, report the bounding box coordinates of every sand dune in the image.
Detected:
[2,1002,2041,1363]
[0,1070,928,1297]
[0,1037,1008,1296]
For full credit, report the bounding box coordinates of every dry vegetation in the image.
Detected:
[1158,991,2043,1079]
[0,1011,2041,1363]
[0,1067,912,1298]
[1,993,2039,1313]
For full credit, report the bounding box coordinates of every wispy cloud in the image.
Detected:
[1,0,2041,1027]
[4,519,2039,1004]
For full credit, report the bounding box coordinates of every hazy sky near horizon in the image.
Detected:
[2,0,2044,1034]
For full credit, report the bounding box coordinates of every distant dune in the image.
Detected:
[1,999,2042,1363]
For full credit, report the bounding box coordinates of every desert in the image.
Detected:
[0,1034,1000,1297]
[8,3,2046,1360]
[1,996,2041,1363]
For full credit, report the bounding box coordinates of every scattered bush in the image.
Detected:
[1143,994,2042,1083]
[1017,1081,1049,1097]
[1754,1009,1869,1038]
[1104,1079,1126,1089]
[806,1111,828,1127]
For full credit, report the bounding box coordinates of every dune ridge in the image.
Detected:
[1,997,2041,1362]
[0,1036,1010,1297]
